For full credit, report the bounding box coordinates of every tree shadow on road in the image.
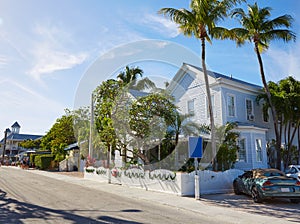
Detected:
[0,189,142,224]
[201,193,300,223]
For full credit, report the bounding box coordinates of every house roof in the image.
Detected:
[183,63,262,89]
[64,142,79,151]
[11,121,21,128]
[129,89,149,98]
[0,133,43,144]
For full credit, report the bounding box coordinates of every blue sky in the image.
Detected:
[0,0,299,135]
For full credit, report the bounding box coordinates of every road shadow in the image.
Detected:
[201,193,300,223]
[0,189,142,224]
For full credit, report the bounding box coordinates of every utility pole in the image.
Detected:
[88,93,94,158]
[1,128,9,165]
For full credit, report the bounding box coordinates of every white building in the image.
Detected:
[168,63,275,170]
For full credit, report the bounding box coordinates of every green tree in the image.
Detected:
[257,77,300,168]
[129,93,177,164]
[159,0,243,167]
[228,3,296,169]
[19,139,41,150]
[215,122,239,171]
[40,110,76,162]
[94,79,121,166]
[117,66,156,91]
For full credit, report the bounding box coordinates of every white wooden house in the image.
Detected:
[167,63,275,170]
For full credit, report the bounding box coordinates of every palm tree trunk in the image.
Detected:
[201,37,216,169]
[255,43,282,169]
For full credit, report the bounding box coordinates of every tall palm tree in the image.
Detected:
[228,3,296,169]
[159,0,243,165]
[117,66,156,91]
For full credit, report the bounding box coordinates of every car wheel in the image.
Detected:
[251,186,263,203]
[233,181,241,195]
[290,199,300,204]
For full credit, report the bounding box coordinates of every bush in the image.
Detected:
[34,154,55,170]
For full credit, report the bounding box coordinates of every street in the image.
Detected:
[0,167,221,224]
[1,166,299,224]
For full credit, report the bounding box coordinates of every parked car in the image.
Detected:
[285,165,300,180]
[233,168,300,203]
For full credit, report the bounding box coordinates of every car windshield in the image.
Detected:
[263,172,283,177]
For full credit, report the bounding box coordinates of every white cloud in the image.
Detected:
[141,14,180,38]
[28,23,88,80]
[0,55,8,67]
[266,42,300,81]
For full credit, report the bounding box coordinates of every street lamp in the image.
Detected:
[1,128,9,165]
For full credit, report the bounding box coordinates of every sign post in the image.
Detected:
[188,137,203,200]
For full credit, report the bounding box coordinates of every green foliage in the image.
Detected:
[30,154,37,165]
[257,77,300,168]
[19,139,41,149]
[40,110,76,160]
[94,79,121,149]
[215,122,239,171]
[34,154,55,170]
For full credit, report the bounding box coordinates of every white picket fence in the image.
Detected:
[84,167,244,196]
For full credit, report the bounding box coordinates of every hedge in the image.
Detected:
[34,154,55,170]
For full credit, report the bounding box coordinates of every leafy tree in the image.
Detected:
[94,79,121,166]
[19,139,41,150]
[40,110,76,162]
[257,77,300,168]
[228,3,296,169]
[215,122,239,171]
[159,0,244,166]
[129,93,177,164]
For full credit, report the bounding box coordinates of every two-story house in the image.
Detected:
[0,122,43,164]
[168,63,275,170]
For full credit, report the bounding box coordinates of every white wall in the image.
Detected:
[84,167,244,196]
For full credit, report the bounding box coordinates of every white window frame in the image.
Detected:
[187,99,195,116]
[237,138,247,162]
[227,94,236,117]
[255,138,263,162]
[245,99,254,121]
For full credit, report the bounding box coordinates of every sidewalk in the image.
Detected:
[21,168,293,224]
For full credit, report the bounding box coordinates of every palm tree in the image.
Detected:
[228,3,296,169]
[117,66,156,91]
[159,0,243,166]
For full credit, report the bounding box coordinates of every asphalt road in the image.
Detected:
[0,167,220,224]
[1,166,299,224]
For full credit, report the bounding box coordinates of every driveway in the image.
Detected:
[201,193,300,223]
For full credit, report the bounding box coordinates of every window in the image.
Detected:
[227,94,235,117]
[256,139,262,162]
[237,138,246,161]
[187,99,195,115]
[246,99,254,120]
[263,109,269,122]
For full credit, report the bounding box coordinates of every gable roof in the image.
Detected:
[129,89,149,98]
[11,121,21,128]
[183,63,262,89]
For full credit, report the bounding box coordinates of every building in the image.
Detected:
[167,63,276,170]
[0,122,43,164]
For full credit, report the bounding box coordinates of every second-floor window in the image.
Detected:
[246,99,254,120]
[187,99,195,115]
[227,94,235,117]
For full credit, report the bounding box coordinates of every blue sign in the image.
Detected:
[188,137,203,158]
